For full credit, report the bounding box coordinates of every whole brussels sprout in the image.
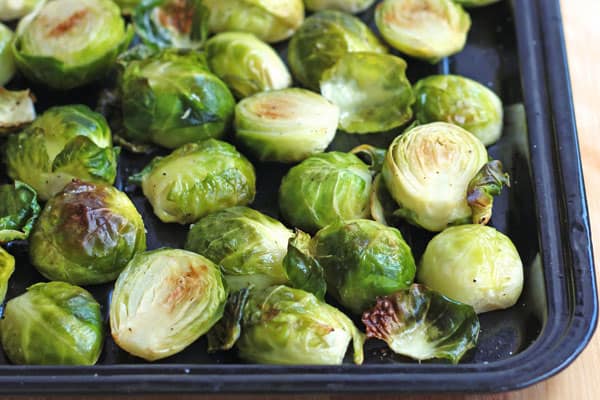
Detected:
[0,281,104,365]
[131,139,256,224]
[5,105,119,201]
[234,88,339,163]
[0,0,44,21]
[413,75,504,146]
[114,0,143,15]
[279,152,372,233]
[0,23,15,86]
[382,122,509,231]
[12,0,133,89]
[418,225,524,314]
[206,32,292,99]
[454,0,501,7]
[0,88,36,134]
[120,50,235,149]
[208,286,364,365]
[320,52,414,134]
[185,207,292,291]
[288,10,387,91]
[204,0,304,43]
[304,0,375,14]
[375,0,471,62]
[29,180,146,285]
[312,219,416,314]
[110,248,228,361]
[0,247,15,304]
[0,181,40,243]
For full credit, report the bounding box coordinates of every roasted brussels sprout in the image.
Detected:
[279,152,372,233]
[203,0,304,43]
[0,88,36,134]
[320,52,414,134]
[413,75,504,146]
[312,219,416,314]
[0,181,40,243]
[110,248,228,361]
[131,139,256,224]
[29,180,146,285]
[120,49,235,149]
[0,0,44,21]
[206,32,292,99]
[375,0,471,62]
[304,0,375,14]
[234,88,339,163]
[418,225,524,314]
[454,0,501,7]
[185,207,292,291]
[381,122,509,231]
[0,281,104,365]
[362,284,479,363]
[12,0,133,89]
[133,0,208,50]
[0,247,15,304]
[0,23,15,86]
[288,10,387,91]
[208,285,364,365]
[5,105,119,201]
[114,0,142,15]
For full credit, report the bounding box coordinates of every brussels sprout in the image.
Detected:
[185,207,292,291]
[381,122,509,231]
[5,105,119,201]
[120,49,235,149]
[12,0,133,89]
[320,52,414,134]
[0,181,40,243]
[133,0,209,50]
[206,32,292,99]
[0,88,36,134]
[312,219,416,314]
[29,180,146,285]
[304,0,375,14]
[0,23,15,86]
[362,284,479,363]
[454,0,501,7]
[234,88,339,163]
[413,75,504,146]
[110,248,228,361]
[114,0,143,15]
[203,0,304,43]
[375,0,471,62]
[279,152,372,233]
[418,225,524,314]
[0,0,44,21]
[0,247,15,304]
[208,285,364,365]
[130,139,256,224]
[288,10,387,91]
[0,281,104,365]
[282,230,326,299]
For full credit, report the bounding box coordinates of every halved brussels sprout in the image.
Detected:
[304,0,375,14]
[120,49,235,149]
[320,52,414,134]
[0,0,44,21]
[0,247,15,304]
[206,32,292,99]
[418,225,524,314]
[362,284,479,363]
[0,181,40,243]
[413,75,504,146]
[0,281,104,365]
[375,0,471,62]
[12,0,133,89]
[0,88,36,134]
[208,285,364,365]
[279,152,372,233]
[288,10,387,91]
[114,0,143,15]
[110,248,228,361]
[0,23,15,85]
[454,0,500,7]
[5,104,119,201]
[312,219,416,314]
[234,88,339,163]
[185,207,292,291]
[203,0,304,43]
[381,122,509,231]
[29,180,146,285]
[130,139,256,224]
[133,0,208,49]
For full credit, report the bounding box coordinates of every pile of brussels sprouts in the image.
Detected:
[0,0,523,367]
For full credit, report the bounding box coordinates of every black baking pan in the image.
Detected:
[0,0,596,394]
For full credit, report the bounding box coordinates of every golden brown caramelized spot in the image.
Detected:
[157,0,194,35]
[48,9,89,37]
[384,1,443,26]
[164,264,206,310]
[253,98,295,120]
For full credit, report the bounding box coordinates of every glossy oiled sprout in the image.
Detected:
[206,32,292,99]
[110,248,228,361]
[0,23,15,86]
[304,0,375,14]
[418,225,524,313]
[0,181,40,243]
[375,0,471,62]
[0,247,15,304]
[234,88,339,163]
[454,0,501,7]
[0,0,44,21]
[12,0,133,89]
[0,88,36,134]
[0,281,104,365]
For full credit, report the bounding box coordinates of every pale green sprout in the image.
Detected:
[0,0,44,21]
[0,247,15,304]
[0,88,36,134]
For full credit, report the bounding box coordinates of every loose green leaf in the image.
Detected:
[467,160,510,225]
[283,230,326,300]
[0,181,40,243]
[207,287,251,352]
